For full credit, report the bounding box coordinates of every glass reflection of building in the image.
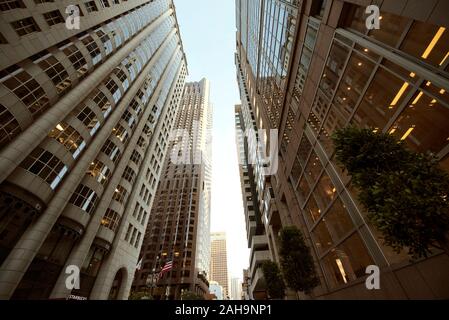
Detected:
[236,0,449,299]
[0,0,188,300]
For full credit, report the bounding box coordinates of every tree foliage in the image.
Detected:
[279,226,319,294]
[261,260,285,299]
[128,291,153,300]
[332,126,449,258]
[181,291,204,300]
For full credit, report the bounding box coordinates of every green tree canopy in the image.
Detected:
[261,260,285,299]
[181,291,204,300]
[279,226,319,294]
[332,126,449,258]
[128,291,153,300]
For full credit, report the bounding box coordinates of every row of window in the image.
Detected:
[0,0,172,150]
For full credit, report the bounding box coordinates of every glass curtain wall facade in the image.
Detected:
[0,0,188,300]
[236,0,449,299]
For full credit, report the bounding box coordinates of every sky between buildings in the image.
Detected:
[173,0,250,280]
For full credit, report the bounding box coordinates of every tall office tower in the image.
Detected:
[0,0,188,300]
[235,0,449,299]
[209,232,230,299]
[132,79,212,300]
[230,277,242,300]
[234,104,271,299]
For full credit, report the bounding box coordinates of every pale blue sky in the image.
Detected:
[173,0,250,280]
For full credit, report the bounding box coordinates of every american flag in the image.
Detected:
[158,260,173,279]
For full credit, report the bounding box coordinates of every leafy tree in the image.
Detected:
[332,126,449,258]
[261,260,285,299]
[181,291,204,300]
[279,226,319,294]
[128,291,153,300]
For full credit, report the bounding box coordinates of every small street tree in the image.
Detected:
[332,126,449,258]
[279,226,319,295]
[261,260,285,299]
[181,291,204,300]
[128,290,153,300]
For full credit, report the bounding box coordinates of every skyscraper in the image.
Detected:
[235,0,449,299]
[0,0,187,300]
[234,104,271,300]
[210,232,230,299]
[132,78,212,300]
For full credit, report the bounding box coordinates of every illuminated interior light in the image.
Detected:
[389,128,397,134]
[347,87,351,91]
[56,124,64,131]
[440,51,449,65]
[357,62,362,66]
[364,48,369,52]
[335,259,348,284]
[440,89,445,94]
[342,97,347,101]
[379,16,383,20]
[400,127,414,140]
[409,72,416,78]
[115,188,119,192]
[332,187,336,193]
[412,91,423,105]
[421,27,446,59]
[431,99,437,104]
[426,81,431,86]
[372,128,378,133]
[390,82,409,106]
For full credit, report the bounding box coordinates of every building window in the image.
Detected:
[86,160,111,185]
[122,166,136,184]
[113,185,128,204]
[121,110,136,129]
[115,68,129,91]
[0,0,25,11]
[113,124,129,143]
[36,54,71,94]
[124,223,132,241]
[96,29,113,56]
[134,232,141,248]
[1,67,50,117]
[84,1,98,13]
[48,122,86,158]
[101,209,121,232]
[69,184,98,215]
[75,105,100,135]
[0,103,21,148]
[19,147,68,189]
[10,17,40,36]
[130,150,142,166]
[91,89,112,117]
[62,44,88,79]
[81,35,101,65]
[321,232,373,289]
[43,10,64,26]
[99,0,110,8]
[101,139,121,163]
[105,77,121,103]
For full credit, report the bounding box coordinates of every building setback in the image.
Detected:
[0,0,188,300]
[210,232,230,299]
[132,79,212,299]
[235,0,449,299]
